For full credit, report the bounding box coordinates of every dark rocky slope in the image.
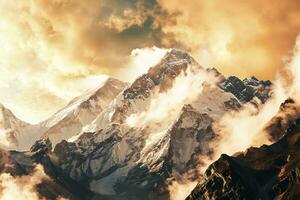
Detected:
[220,75,272,104]
[0,139,100,200]
[186,103,300,200]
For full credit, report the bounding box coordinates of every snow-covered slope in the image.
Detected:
[10,77,127,151]
[84,49,219,132]
[186,101,300,200]
[39,77,127,147]
[0,104,30,149]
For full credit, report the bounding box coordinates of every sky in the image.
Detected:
[1,0,300,123]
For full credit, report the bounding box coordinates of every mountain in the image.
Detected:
[186,99,300,200]
[9,77,127,151]
[0,104,30,149]
[1,50,271,153]
[40,49,271,199]
[0,49,274,200]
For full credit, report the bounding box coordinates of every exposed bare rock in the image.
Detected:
[186,117,300,200]
[220,75,272,103]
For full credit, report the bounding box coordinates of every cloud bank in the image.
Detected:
[1,0,300,123]
[0,165,47,200]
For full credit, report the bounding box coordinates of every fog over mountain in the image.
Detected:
[2,0,300,124]
[0,44,299,199]
[2,1,300,200]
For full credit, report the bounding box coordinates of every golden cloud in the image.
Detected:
[1,0,300,123]
[158,0,300,79]
[0,0,170,122]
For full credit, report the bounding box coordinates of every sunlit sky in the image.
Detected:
[1,0,300,123]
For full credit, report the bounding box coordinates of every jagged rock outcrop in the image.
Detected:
[220,75,272,103]
[0,138,98,200]
[186,110,300,200]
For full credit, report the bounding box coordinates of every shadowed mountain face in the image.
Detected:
[186,102,300,200]
[0,49,274,200]
[220,75,272,104]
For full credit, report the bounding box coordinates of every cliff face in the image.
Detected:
[220,75,272,104]
[186,103,300,200]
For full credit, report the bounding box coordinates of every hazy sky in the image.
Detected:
[1,0,300,123]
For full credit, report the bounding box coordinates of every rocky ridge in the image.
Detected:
[186,100,300,200]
